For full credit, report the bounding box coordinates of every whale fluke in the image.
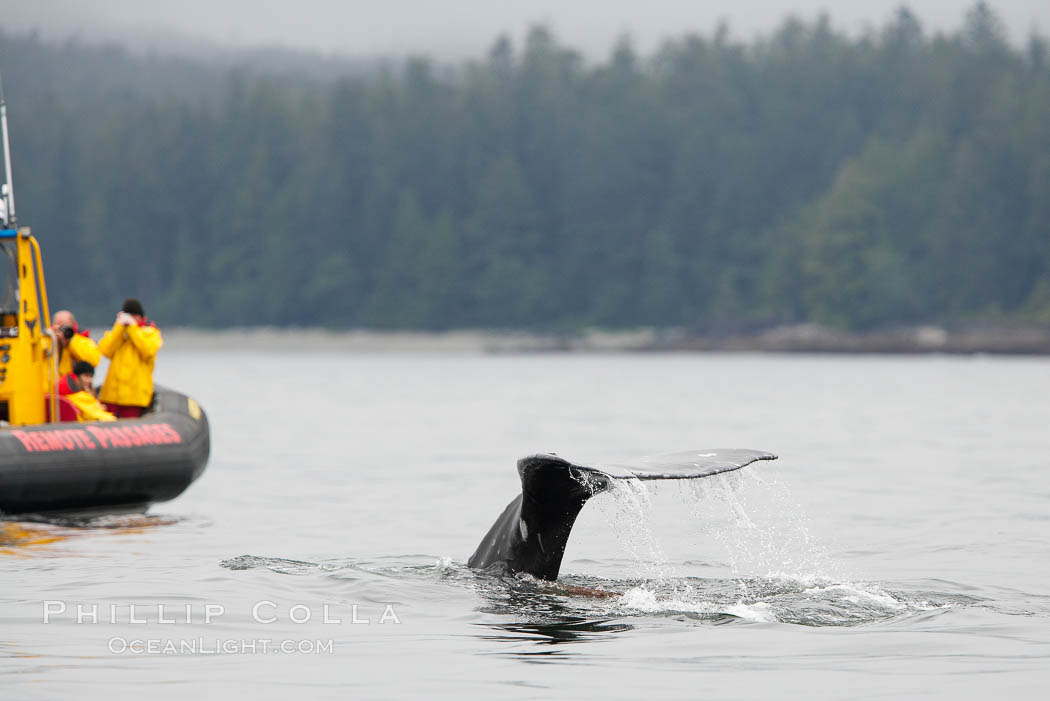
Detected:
[468,450,777,581]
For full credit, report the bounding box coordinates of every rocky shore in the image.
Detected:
[163,324,1050,355]
[659,324,1050,355]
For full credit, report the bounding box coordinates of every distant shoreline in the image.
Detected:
[161,324,1050,355]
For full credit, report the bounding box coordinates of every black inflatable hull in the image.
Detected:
[0,386,209,516]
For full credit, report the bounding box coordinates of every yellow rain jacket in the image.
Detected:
[57,332,102,376]
[98,321,163,408]
[66,390,117,422]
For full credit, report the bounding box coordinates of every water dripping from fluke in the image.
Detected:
[580,468,969,627]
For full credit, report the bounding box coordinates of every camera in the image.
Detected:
[60,325,74,340]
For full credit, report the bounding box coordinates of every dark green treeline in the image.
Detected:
[2,3,1048,330]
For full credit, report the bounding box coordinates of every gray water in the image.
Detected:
[2,349,1049,698]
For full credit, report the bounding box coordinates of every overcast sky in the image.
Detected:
[1,1,1047,60]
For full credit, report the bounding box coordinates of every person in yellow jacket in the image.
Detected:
[98,298,163,419]
[51,309,101,376]
[57,361,116,422]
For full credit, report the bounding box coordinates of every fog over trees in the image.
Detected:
[2,3,1048,331]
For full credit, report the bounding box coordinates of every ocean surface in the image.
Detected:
[2,346,1049,698]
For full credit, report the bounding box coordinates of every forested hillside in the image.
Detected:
[2,3,1048,330]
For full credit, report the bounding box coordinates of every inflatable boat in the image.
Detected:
[0,85,210,517]
[0,385,210,515]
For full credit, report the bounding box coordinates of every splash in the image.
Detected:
[682,467,837,585]
[582,467,961,626]
[589,466,832,588]
[590,478,677,586]
[616,585,778,623]
[220,554,319,574]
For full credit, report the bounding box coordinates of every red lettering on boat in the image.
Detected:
[83,422,182,449]
[9,424,183,452]
[10,428,99,452]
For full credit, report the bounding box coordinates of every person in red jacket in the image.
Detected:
[56,361,116,422]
